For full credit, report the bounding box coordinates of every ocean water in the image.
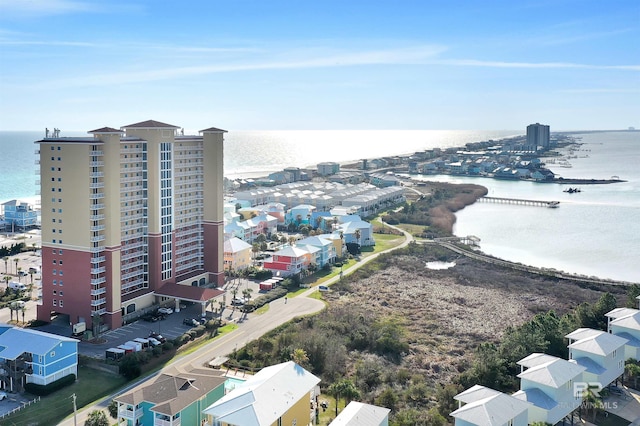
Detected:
[417,131,639,283]
[1,129,637,283]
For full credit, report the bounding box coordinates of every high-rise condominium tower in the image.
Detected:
[35,120,225,330]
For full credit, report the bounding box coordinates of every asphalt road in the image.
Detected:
[57,222,413,425]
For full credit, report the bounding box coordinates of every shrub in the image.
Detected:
[162,341,174,351]
[25,374,76,395]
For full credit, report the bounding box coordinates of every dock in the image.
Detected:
[478,196,560,208]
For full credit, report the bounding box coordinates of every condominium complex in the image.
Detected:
[35,120,226,330]
[526,122,550,150]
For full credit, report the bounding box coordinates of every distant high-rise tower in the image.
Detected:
[35,120,226,330]
[526,123,550,150]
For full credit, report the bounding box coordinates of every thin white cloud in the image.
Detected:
[34,45,448,88]
[0,0,99,17]
[431,59,640,71]
[560,88,640,94]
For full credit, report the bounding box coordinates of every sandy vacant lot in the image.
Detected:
[326,252,627,386]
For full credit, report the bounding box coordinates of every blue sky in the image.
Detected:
[0,0,638,131]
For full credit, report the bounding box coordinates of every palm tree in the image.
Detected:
[354,229,361,246]
[29,269,34,285]
[13,258,18,275]
[328,379,360,417]
[290,348,309,368]
[242,288,253,304]
[2,257,7,274]
[21,305,26,324]
[17,267,22,283]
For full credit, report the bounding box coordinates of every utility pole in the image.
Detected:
[72,393,77,426]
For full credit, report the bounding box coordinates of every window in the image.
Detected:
[59,250,63,255]
[52,269,56,275]
[59,271,63,276]
[53,260,56,264]
[59,300,63,307]
[53,299,57,306]
[53,280,57,285]
[59,281,63,286]
[59,291,63,296]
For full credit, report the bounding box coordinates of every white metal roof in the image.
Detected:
[517,357,586,388]
[203,361,320,426]
[610,312,640,330]
[605,307,639,320]
[568,332,628,356]
[329,401,390,426]
[517,353,560,370]
[450,390,530,426]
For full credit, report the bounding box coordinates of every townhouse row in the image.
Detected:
[451,296,640,426]
[115,360,390,426]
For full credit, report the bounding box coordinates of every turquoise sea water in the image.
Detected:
[0,129,637,282]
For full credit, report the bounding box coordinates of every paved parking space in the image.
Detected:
[79,304,207,358]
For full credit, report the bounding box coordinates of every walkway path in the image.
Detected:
[58,220,414,425]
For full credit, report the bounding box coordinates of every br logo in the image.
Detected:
[573,382,603,398]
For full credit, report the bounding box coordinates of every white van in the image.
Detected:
[8,282,27,291]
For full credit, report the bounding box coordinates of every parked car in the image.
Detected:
[148,332,166,343]
[0,391,6,400]
[231,298,244,306]
[147,337,162,346]
[183,318,199,327]
[157,307,173,315]
[318,285,329,292]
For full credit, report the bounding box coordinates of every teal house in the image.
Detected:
[114,367,226,426]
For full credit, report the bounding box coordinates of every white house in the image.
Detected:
[566,328,628,388]
[606,308,640,361]
[202,361,320,426]
[329,401,390,426]
[512,353,586,425]
[451,385,529,426]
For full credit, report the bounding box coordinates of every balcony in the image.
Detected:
[89,193,104,200]
[90,277,106,285]
[90,214,105,221]
[90,171,104,178]
[91,287,106,296]
[90,150,104,156]
[118,407,143,421]
[90,224,105,232]
[154,417,181,426]
[91,298,106,307]
[90,203,105,211]
[90,245,105,253]
[89,182,104,189]
[90,235,105,243]
[89,161,104,167]
[91,266,106,274]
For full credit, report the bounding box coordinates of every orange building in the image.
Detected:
[35,120,226,330]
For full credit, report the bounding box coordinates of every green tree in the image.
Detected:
[107,400,118,419]
[328,379,360,416]
[626,284,640,308]
[84,410,109,426]
[119,353,143,379]
[376,386,398,411]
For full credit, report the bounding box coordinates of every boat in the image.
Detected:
[548,201,560,208]
[563,187,581,194]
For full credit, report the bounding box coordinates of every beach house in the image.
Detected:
[296,235,337,268]
[512,353,586,425]
[202,361,321,426]
[566,328,628,387]
[1,199,38,231]
[451,385,529,426]
[115,367,226,426]
[223,237,253,272]
[0,325,78,392]
[262,245,311,277]
[606,308,640,361]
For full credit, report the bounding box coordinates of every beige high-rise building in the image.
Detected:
[35,120,226,330]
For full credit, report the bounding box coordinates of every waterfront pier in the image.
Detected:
[479,196,560,208]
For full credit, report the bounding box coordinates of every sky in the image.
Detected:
[0,0,638,132]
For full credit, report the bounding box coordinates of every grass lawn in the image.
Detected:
[4,365,127,426]
[395,223,426,236]
[254,303,270,315]
[364,233,405,253]
[316,394,348,425]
